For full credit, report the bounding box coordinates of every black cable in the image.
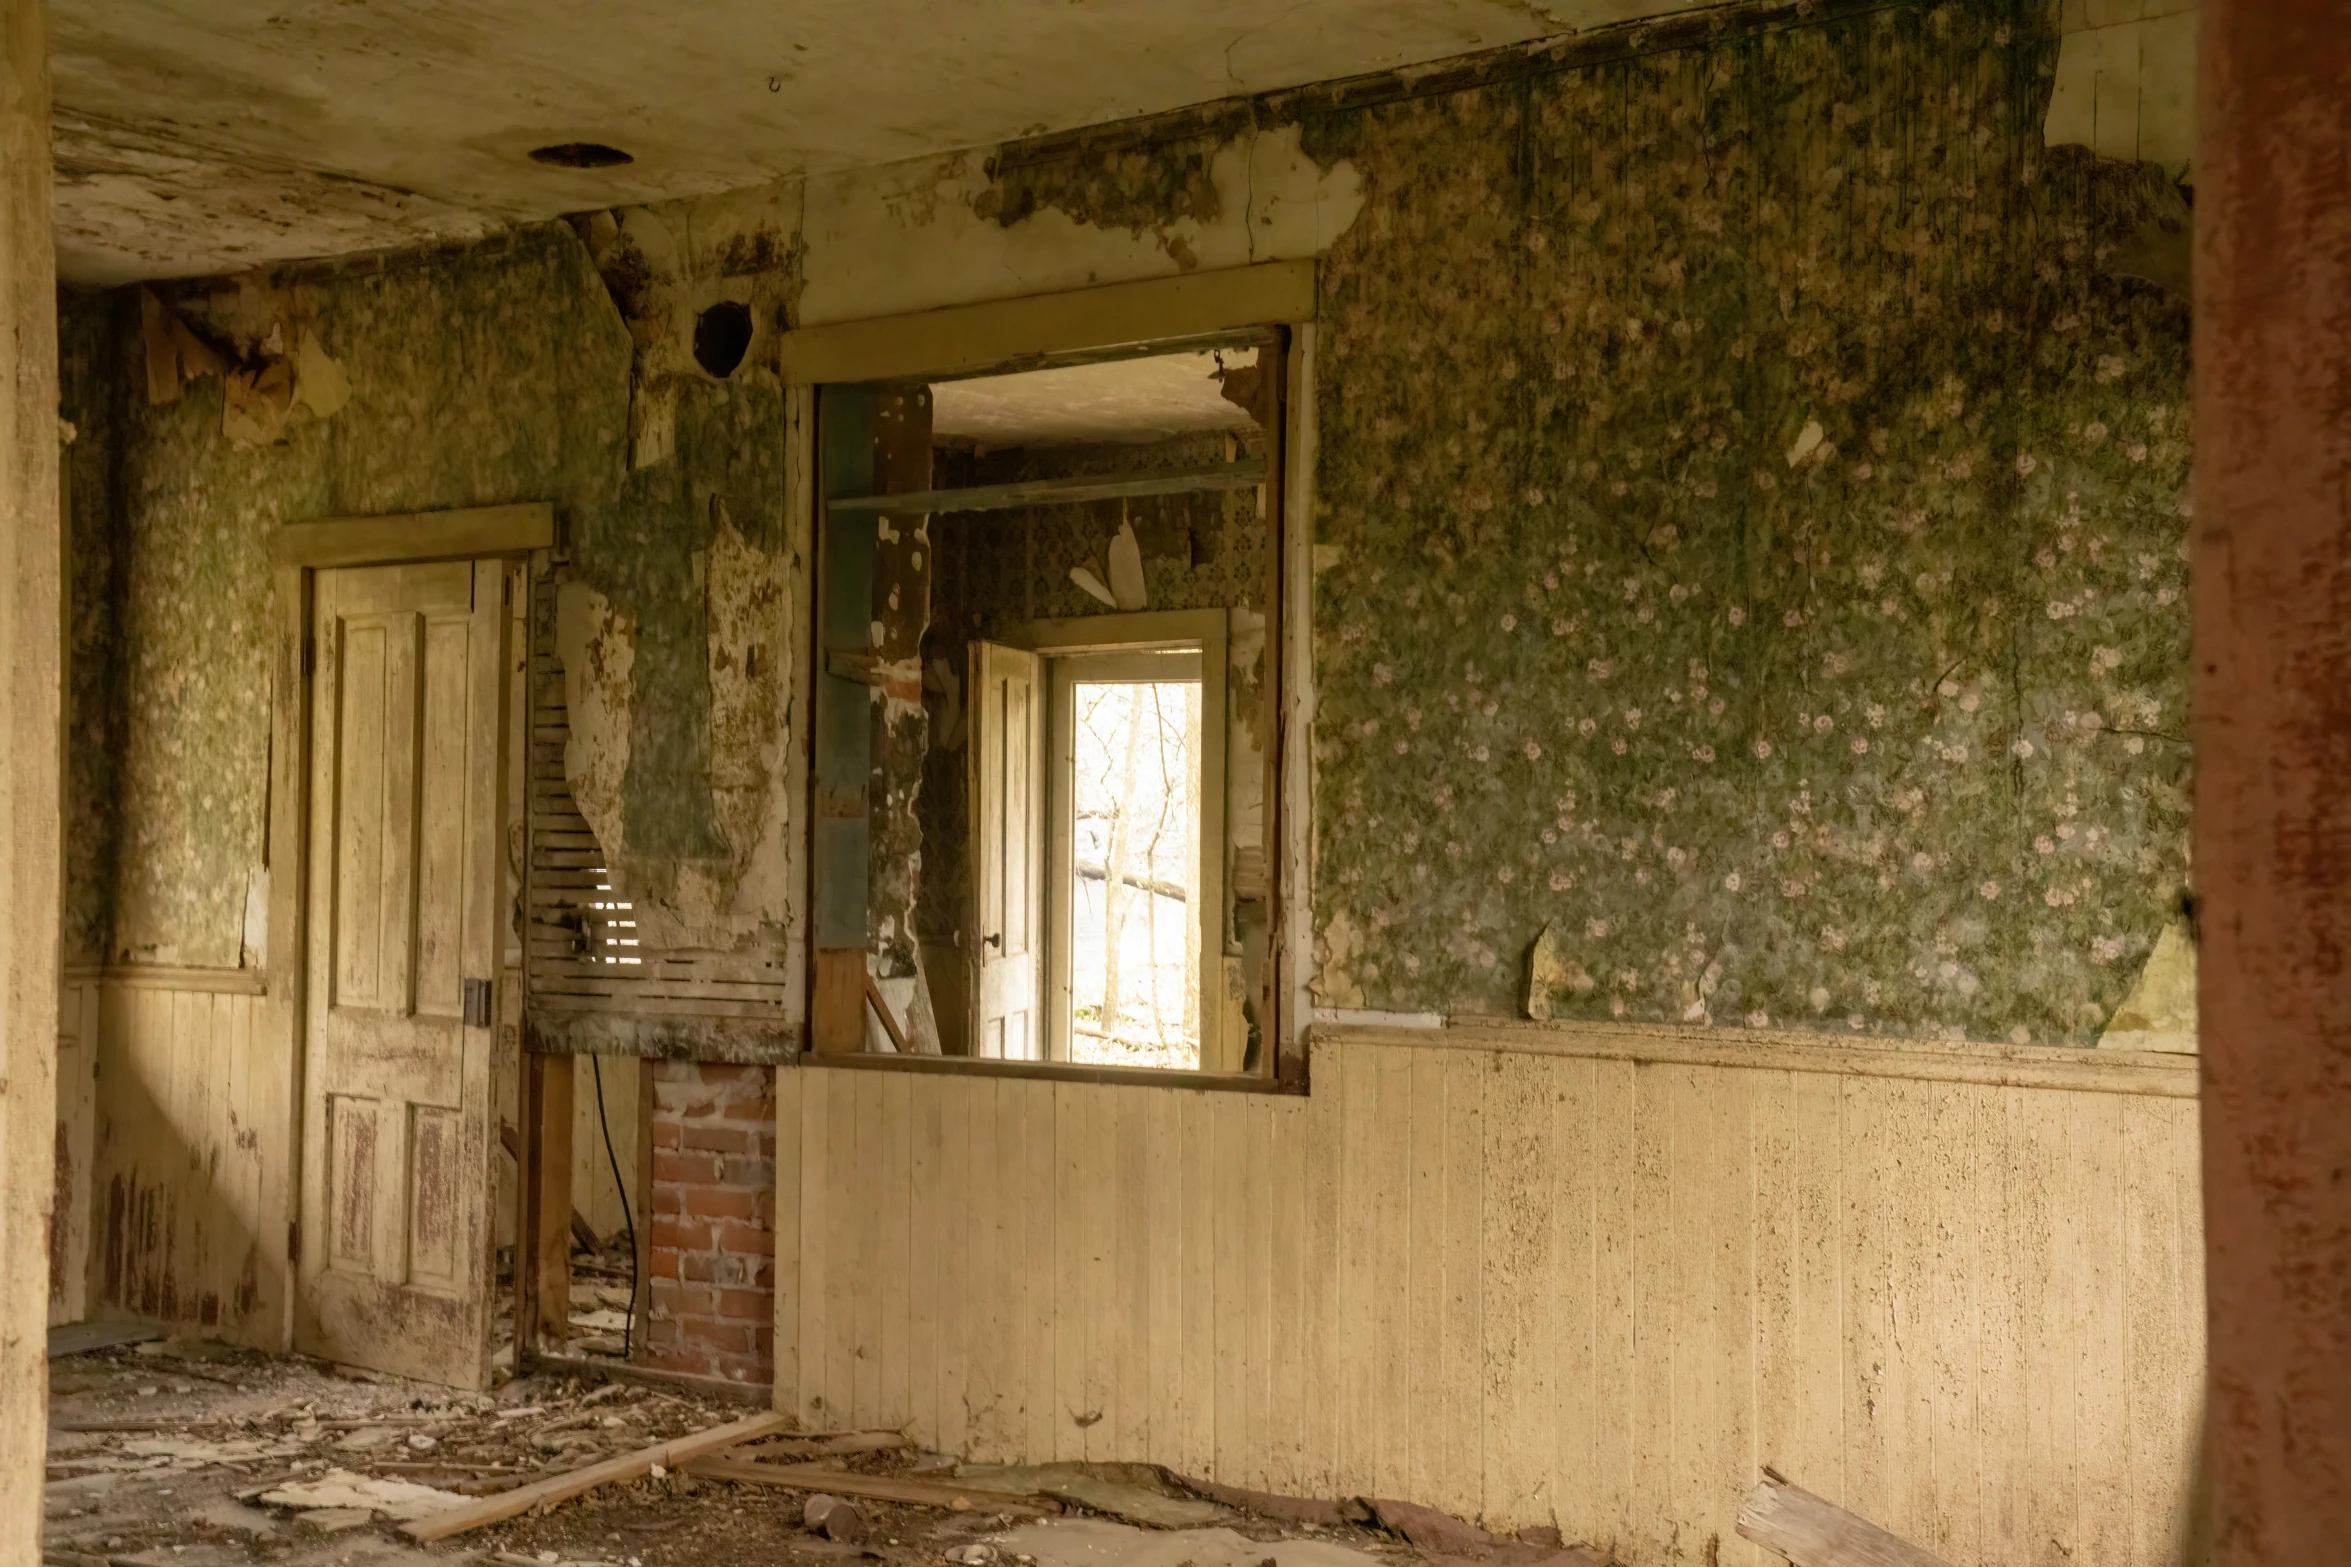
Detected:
[590,1054,637,1362]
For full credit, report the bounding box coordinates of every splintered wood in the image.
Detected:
[1736,1474,1955,1567]
[399,1411,789,1541]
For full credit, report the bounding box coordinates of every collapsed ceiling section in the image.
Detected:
[45,0,1710,287]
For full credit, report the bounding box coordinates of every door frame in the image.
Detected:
[264,502,553,1360]
[1027,610,1229,1067]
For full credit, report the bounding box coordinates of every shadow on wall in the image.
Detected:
[89,985,279,1345]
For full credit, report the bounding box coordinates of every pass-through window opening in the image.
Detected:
[808,323,1291,1081]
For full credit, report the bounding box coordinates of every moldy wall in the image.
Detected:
[1288,1,2194,1042]
[61,0,2195,1075]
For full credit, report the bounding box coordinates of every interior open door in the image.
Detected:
[969,640,1043,1060]
[296,559,511,1387]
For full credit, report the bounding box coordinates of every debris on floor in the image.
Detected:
[43,1339,1613,1567]
[1736,1471,1952,1567]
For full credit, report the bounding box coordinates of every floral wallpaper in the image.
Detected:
[1301,2,2193,1042]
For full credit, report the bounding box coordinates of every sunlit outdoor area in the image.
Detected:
[1068,678,1202,1069]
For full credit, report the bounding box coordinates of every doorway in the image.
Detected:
[272,504,551,1389]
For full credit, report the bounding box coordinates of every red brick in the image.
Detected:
[645,1318,682,1348]
[645,1249,681,1281]
[679,1253,721,1284]
[712,1354,772,1385]
[649,1184,684,1217]
[714,1154,774,1187]
[717,1287,770,1320]
[722,1094,777,1122]
[651,1121,682,1150]
[714,1220,773,1254]
[654,1148,722,1185]
[680,1123,754,1155]
[682,1186,761,1222]
[655,1283,719,1318]
[650,1217,711,1251]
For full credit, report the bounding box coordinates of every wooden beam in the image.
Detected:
[400,1411,790,1541]
[779,261,1314,386]
[681,1457,1059,1515]
[862,972,909,1053]
[828,458,1267,517]
[272,502,553,569]
[517,1051,575,1354]
[1735,1475,1954,1567]
[0,0,62,1554]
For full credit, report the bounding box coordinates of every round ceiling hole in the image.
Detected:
[529,142,634,169]
[694,301,755,379]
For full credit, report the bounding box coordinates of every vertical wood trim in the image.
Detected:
[0,0,60,1541]
[1277,324,1317,1076]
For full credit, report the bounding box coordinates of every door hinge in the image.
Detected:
[463,976,495,1029]
[287,1220,300,1264]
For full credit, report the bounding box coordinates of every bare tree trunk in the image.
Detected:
[1181,683,1202,1052]
[1100,689,1146,1045]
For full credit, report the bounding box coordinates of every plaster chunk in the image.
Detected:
[2099,919,2198,1052]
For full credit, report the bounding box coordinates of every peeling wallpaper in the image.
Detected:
[67,221,800,970]
[1299,3,2193,1041]
[65,0,2191,1050]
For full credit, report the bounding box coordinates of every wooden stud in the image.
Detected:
[519,1049,575,1354]
[0,0,61,1552]
[827,458,1266,517]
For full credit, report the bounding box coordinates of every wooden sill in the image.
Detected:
[797,1049,1301,1095]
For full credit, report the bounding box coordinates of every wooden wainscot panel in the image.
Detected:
[774,1026,2204,1567]
[88,979,290,1347]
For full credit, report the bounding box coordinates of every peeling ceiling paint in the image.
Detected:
[933,350,1259,450]
[47,0,1711,286]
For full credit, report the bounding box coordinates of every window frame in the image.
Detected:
[787,262,1312,1091]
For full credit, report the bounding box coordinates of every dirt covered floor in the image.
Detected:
[42,1342,1562,1567]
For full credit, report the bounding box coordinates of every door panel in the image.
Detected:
[299,559,510,1388]
[970,641,1042,1061]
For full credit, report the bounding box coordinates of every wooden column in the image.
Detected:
[517,1051,574,1355]
[2196,1,2351,1560]
[0,0,59,1557]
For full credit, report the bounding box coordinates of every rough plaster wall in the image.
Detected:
[1298,3,2193,1042]
[59,291,124,968]
[68,229,632,967]
[797,123,1363,326]
[570,192,801,953]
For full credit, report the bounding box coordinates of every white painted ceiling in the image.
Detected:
[933,350,1259,451]
[48,0,1709,287]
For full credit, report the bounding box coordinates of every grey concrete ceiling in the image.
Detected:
[48,0,1708,287]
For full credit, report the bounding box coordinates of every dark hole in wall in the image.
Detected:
[694,301,755,379]
[530,142,634,169]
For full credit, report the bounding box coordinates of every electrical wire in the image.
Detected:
[590,1054,638,1362]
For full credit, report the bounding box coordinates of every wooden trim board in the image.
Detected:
[1322,1017,2201,1098]
[273,502,553,569]
[827,457,1266,517]
[682,1456,1061,1514]
[401,1412,790,1541]
[64,964,268,995]
[780,261,1315,385]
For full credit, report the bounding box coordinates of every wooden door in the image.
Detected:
[969,641,1042,1060]
[297,559,511,1387]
